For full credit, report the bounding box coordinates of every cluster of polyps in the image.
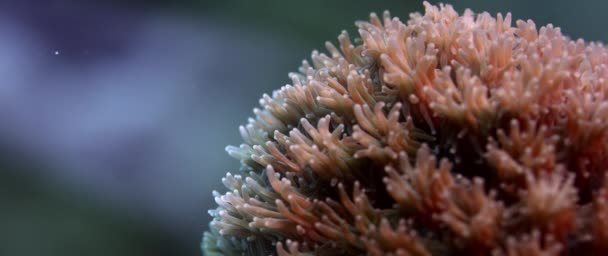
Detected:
[203,2,608,255]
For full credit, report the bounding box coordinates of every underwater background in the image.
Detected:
[1,0,607,255]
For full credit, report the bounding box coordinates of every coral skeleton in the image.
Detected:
[203,2,608,255]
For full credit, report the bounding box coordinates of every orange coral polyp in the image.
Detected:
[204,2,608,255]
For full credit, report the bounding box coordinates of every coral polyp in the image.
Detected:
[203,2,608,255]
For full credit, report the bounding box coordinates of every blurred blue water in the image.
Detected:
[0,1,303,253]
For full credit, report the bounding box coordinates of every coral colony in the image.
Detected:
[203,2,608,255]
